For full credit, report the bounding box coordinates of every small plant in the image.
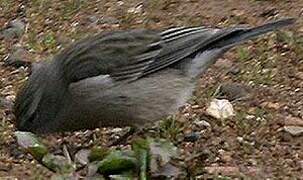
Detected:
[236,47,251,61]
[42,32,57,50]
[0,0,14,15]
[31,0,50,12]
[235,40,279,85]
[62,0,86,20]
[234,107,268,137]
[120,11,137,28]
[27,30,42,53]
[15,131,182,179]
[159,116,183,142]
[276,30,303,60]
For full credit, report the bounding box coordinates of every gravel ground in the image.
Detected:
[0,0,303,179]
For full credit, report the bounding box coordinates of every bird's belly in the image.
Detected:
[67,69,195,129]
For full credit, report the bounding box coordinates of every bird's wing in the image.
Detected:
[110,27,225,81]
[57,27,224,83]
[55,18,294,84]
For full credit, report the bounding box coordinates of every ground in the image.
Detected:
[0,0,303,179]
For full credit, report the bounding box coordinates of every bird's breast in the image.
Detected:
[62,69,195,130]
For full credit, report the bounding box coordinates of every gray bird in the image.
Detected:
[14,18,294,133]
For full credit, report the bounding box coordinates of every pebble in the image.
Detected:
[229,66,241,75]
[4,46,32,68]
[74,149,90,166]
[98,16,119,25]
[206,99,235,119]
[0,19,25,39]
[283,126,303,136]
[237,136,244,143]
[184,132,200,142]
[193,119,211,128]
[0,97,13,110]
[218,83,249,101]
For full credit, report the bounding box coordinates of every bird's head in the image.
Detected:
[14,61,68,133]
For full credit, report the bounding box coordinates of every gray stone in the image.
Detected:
[184,132,201,142]
[218,83,249,101]
[0,97,13,110]
[0,19,25,39]
[98,16,119,25]
[4,47,31,68]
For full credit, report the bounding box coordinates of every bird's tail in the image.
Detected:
[207,18,295,49]
[183,18,295,78]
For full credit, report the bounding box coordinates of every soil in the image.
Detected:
[1,0,303,179]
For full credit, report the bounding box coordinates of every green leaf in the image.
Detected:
[132,138,150,180]
[89,146,109,162]
[97,150,138,175]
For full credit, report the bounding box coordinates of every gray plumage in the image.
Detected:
[14,18,294,133]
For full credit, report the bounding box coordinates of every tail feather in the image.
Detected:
[208,18,295,49]
[182,18,295,78]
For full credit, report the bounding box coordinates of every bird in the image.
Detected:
[14,18,294,134]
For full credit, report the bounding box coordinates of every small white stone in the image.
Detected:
[245,115,255,120]
[206,99,235,119]
[193,119,211,128]
[237,136,244,142]
[117,1,124,6]
[111,128,123,133]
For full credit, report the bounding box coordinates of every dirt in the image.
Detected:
[1,0,303,179]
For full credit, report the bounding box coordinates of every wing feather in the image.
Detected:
[57,27,224,83]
